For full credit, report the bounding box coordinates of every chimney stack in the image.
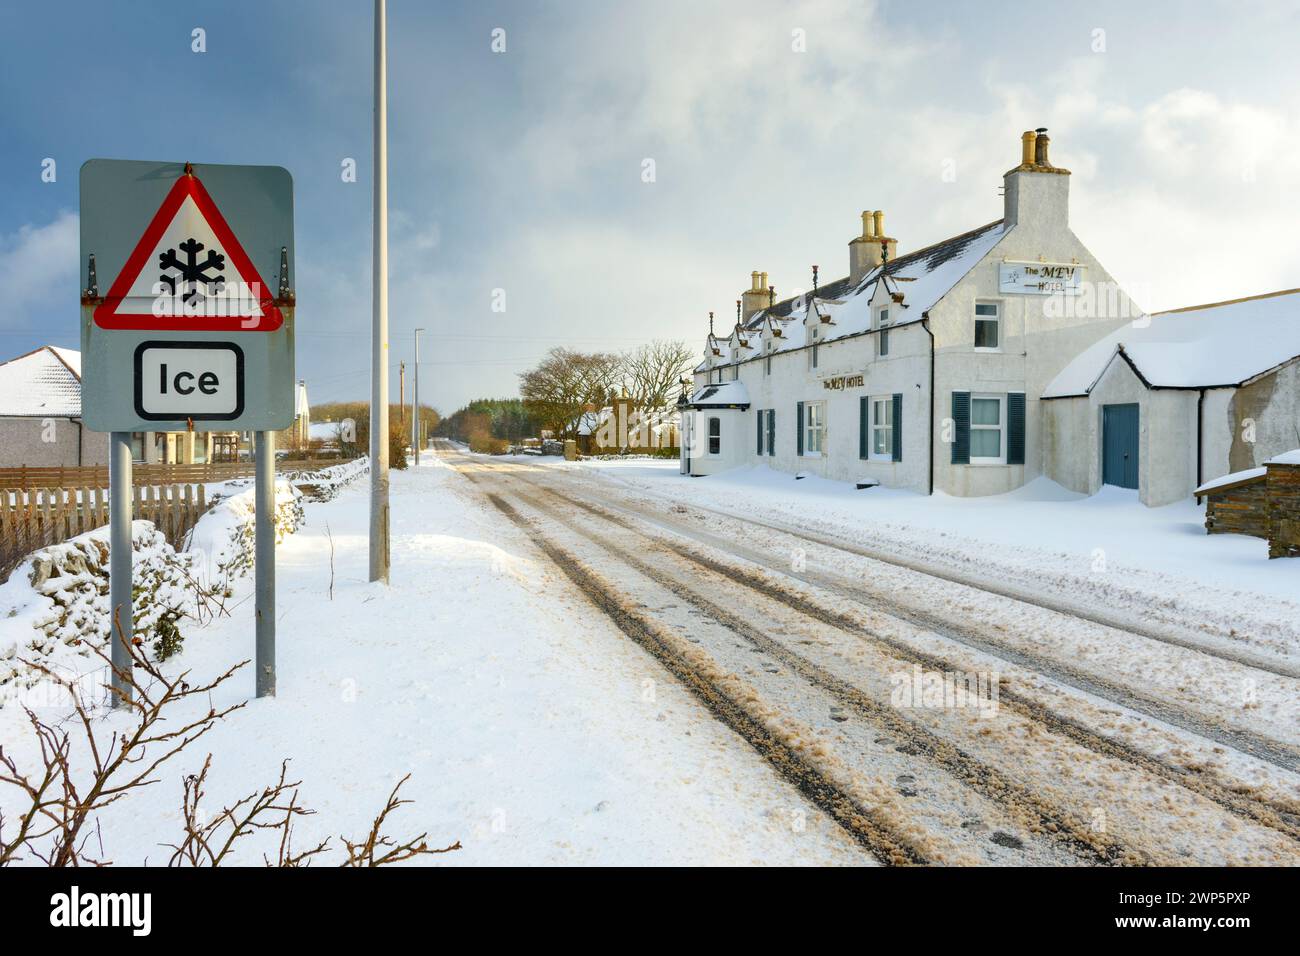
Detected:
[742,269,772,321]
[849,209,897,284]
[1003,127,1071,228]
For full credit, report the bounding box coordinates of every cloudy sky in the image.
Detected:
[2,0,1298,414]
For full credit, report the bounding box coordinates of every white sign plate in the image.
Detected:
[998,262,1083,295]
[134,342,245,421]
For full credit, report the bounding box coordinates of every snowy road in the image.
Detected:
[440,444,1300,866]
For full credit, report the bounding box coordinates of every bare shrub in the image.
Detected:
[0,622,459,867]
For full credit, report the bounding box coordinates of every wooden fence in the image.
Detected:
[1,484,209,582]
[0,459,342,491]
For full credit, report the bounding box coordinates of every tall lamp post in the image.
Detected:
[368,0,390,583]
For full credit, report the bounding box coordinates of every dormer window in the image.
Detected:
[876,306,891,357]
[809,327,820,370]
[764,339,772,376]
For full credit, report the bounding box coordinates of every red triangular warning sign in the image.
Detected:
[93,172,284,332]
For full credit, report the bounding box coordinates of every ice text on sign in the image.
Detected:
[134,342,245,421]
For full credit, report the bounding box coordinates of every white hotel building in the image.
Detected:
[679,129,1300,506]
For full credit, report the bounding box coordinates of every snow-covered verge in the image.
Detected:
[568,459,1300,648]
[186,480,304,584]
[285,456,370,501]
[0,457,864,865]
[0,522,212,699]
[0,481,304,700]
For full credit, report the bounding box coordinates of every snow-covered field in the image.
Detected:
[0,458,863,866]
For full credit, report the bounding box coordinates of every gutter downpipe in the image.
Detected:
[1196,388,1205,491]
[922,315,935,496]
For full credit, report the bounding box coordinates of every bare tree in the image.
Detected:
[621,340,696,408]
[519,347,623,438]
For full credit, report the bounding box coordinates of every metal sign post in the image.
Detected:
[80,159,295,703]
[255,431,275,696]
[108,432,133,702]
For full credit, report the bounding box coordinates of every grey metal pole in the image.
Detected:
[108,431,133,706]
[255,431,275,697]
[413,327,422,466]
[368,0,390,583]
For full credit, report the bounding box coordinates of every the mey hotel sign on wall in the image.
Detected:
[999,260,1084,296]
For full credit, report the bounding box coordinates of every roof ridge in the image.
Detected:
[47,345,82,382]
[880,218,1005,275]
[1153,287,1300,316]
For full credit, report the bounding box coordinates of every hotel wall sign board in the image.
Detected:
[998,261,1083,296]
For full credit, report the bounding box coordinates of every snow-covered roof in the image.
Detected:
[697,220,1006,372]
[309,421,341,442]
[686,381,750,408]
[1193,466,1266,497]
[1266,448,1300,466]
[0,345,82,417]
[575,409,604,436]
[1044,288,1300,398]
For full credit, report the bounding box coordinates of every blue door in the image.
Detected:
[1102,404,1139,489]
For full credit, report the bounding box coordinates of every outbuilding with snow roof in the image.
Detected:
[1041,288,1300,506]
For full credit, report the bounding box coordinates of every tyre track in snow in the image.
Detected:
[594,475,1300,680]
[499,461,1300,774]
[476,488,929,865]
[497,486,1143,865]
[455,454,1300,843]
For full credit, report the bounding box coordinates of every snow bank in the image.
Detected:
[0,521,209,698]
[186,480,304,584]
[0,479,305,700]
[287,456,369,501]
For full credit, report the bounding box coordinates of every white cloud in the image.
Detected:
[0,211,79,323]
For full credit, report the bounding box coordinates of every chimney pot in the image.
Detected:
[760,271,768,291]
[873,210,885,237]
[1021,130,1037,166]
[751,271,761,291]
[1034,130,1051,167]
[862,210,875,239]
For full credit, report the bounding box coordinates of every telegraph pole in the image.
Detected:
[368,0,390,583]
[413,328,423,466]
[399,361,405,434]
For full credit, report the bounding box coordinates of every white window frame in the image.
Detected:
[707,416,722,456]
[969,393,1006,465]
[869,396,893,462]
[764,339,772,376]
[803,401,826,457]
[808,326,819,370]
[974,301,1001,352]
[876,306,891,357]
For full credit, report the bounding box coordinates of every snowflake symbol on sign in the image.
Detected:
[159,238,226,303]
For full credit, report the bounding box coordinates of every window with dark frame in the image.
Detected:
[975,302,1000,350]
[708,416,721,455]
